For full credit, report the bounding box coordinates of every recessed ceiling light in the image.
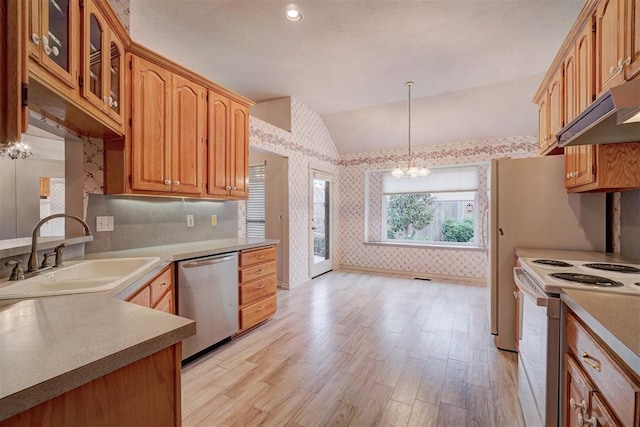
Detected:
[285,5,302,22]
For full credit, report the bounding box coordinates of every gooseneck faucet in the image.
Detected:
[27,214,92,273]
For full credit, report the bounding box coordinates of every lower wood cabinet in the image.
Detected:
[238,245,277,333]
[566,142,640,192]
[127,264,175,314]
[564,310,639,426]
[0,344,182,427]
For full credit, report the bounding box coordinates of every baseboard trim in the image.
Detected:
[338,264,486,286]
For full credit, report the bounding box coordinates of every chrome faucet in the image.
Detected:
[27,214,92,273]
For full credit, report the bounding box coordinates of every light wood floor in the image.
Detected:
[182,270,525,426]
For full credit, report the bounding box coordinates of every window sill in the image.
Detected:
[364,241,485,251]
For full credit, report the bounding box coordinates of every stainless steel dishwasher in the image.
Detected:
[177,252,238,362]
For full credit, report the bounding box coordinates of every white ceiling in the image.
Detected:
[130,0,583,153]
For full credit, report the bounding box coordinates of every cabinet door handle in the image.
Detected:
[174,180,180,186]
[609,65,617,75]
[232,186,237,190]
[32,33,41,45]
[569,397,587,412]
[42,36,52,55]
[578,413,597,427]
[581,352,601,371]
[225,185,231,190]
[164,179,172,185]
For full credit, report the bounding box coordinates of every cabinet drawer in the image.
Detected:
[240,246,276,267]
[149,265,173,306]
[239,295,276,331]
[240,261,276,284]
[240,275,276,306]
[566,312,639,427]
[153,289,173,314]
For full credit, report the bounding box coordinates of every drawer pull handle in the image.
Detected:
[257,255,265,260]
[257,305,265,311]
[257,268,266,274]
[581,352,601,372]
[570,397,587,412]
[256,284,266,289]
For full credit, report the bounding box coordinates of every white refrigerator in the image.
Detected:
[488,156,606,351]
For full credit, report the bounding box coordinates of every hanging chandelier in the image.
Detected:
[392,81,430,179]
[0,141,33,160]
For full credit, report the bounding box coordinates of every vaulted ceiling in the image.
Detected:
[130,0,584,153]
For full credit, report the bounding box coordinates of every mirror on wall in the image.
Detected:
[0,126,66,240]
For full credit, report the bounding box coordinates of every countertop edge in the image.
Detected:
[560,291,640,377]
[0,238,278,420]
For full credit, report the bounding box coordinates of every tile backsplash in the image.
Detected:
[620,189,640,261]
[85,194,238,253]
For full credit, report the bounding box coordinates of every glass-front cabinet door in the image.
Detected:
[81,0,124,126]
[28,0,77,88]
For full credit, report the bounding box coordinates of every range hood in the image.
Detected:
[557,78,640,147]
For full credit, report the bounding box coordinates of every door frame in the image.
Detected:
[309,165,334,278]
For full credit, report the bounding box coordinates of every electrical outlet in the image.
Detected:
[210,215,217,226]
[187,214,194,227]
[96,216,114,232]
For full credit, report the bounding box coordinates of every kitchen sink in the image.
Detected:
[0,257,160,299]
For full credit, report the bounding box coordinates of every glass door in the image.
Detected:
[310,170,333,278]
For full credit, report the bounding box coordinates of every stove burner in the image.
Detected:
[550,273,623,287]
[532,259,574,267]
[583,263,640,274]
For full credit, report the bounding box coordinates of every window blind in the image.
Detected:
[382,165,479,194]
[246,163,266,238]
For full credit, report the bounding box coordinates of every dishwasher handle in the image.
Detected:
[181,255,235,268]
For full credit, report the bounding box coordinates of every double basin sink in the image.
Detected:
[0,257,160,300]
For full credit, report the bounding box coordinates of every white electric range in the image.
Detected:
[519,257,640,296]
[513,256,640,427]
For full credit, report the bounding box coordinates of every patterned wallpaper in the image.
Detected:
[249,98,339,288]
[338,136,538,283]
[108,0,130,31]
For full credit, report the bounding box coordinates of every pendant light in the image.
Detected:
[0,141,33,160]
[392,81,430,179]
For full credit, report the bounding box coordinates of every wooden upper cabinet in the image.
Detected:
[548,69,563,139]
[626,0,640,79]
[230,101,249,198]
[81,0,125,127]
[565,21,597,189]
[564,49,577,124]
[28,0,78,88]
[537,96,549,152]
[207,91,231,197]
[596,0,626,94]
[537,67,563,155]
[130,55,172,193]
[171,74,205,195]
[576,20,595,112]
[129,55,206,196]
[206,92,250,199]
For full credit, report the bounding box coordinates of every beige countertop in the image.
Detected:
[0,237,277,421]
[516,248,640,376]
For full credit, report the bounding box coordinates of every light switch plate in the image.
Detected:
[210,215,217,226]
[96,216,114,232]
[187,214,195,227]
